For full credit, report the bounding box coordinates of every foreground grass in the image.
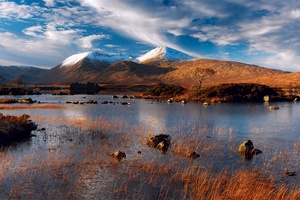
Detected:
[0,115,299,199]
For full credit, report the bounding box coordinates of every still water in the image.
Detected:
[0,94,299,196]
[2,94,299,148]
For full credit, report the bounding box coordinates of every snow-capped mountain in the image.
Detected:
[136,46,194,63]
[60,51,134,68]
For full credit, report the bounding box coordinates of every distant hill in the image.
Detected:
[0,66,46,84]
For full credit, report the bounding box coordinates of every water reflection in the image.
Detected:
[137,101,167,133]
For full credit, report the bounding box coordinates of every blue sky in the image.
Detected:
[0,0,300,71]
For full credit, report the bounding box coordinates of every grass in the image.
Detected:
[0,104,66,110]
[0,114,299,199]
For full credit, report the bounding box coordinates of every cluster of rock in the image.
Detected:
[111,137,263,163]
[66,100,98,105]
[65,100,131,105]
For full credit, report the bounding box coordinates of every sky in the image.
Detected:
[0,0,300,71]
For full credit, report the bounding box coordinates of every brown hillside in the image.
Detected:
[93,61,175,84]
[40,59,110,84]
[150,59,288,87]
[92,59,297,89]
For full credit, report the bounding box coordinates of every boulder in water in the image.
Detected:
[110,151,126,161]
[237,140,262,159]
[147,134,171,153]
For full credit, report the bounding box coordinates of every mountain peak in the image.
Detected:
[61,52,91,67]
[136,46,193,63]
[60,51,134,68]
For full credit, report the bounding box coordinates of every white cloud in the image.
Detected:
[23,25,44,36]
[43,0,55,7]
[1,0,300,71]
[78,34,110,49]
[0,1,35,19]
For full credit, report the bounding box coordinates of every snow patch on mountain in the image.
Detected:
[136,46,193,63]
[60,51,134,67]
[61,52,91,67]
[87,52,133,63]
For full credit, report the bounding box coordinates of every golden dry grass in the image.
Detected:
[0,104,66,110]
[0,114,299,199]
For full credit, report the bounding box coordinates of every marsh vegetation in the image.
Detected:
[0,95,299,199]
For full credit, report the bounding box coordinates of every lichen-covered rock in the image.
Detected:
[147,134,171,153]
[237,140,262,159]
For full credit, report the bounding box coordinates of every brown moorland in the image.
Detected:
[91,59,299,90]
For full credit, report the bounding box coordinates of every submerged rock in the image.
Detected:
[237,140,262,159]
[147,134,171,153]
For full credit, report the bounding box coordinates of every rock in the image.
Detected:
[203,102,210,106]
[264,95,270,102]
[285,171,297,176]
[237,140,262,159]
[112,95,118,99]
[111,151,126,161]
[268,106,279,110]
[87,100,97,104]
[101,101,108,104]
[251,148,262,155]
[147,134,171,153]
[121,102,130,105]
[157,140,169,153]
[294,97,298,102]
[137,151,142,154]
[167,99,173,103]
[186,151,200,159]
[21,98,34,103]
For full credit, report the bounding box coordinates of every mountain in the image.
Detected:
[92,61,175,84]
[1,46,298,89]
[40,51,134,84]
[0,65,46,83]
[136,46,194,63]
